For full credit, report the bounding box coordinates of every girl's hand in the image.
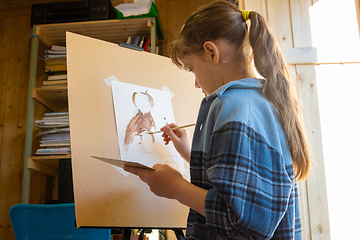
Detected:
[123,164,186,199]
[161,123,191,163]
[124,164,208,216]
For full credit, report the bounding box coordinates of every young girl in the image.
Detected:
[124,1,311,239]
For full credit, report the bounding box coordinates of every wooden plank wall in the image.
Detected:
[0,13,49,240]
[156,0,216,57]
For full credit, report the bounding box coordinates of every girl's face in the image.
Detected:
[181,53,221,96]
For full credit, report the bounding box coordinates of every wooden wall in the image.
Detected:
[156,0,215,56]
[0,13,48,240]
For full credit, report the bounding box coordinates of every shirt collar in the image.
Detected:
[204,78,264,101]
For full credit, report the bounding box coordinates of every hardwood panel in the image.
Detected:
[244,0,268,21]
[0,13,48,240]
[0,17,13,170]
[156,0,181,57]
[290,0,331,239]
[267,0,293,48]
[290,0,313,47]
[238,0,245,10]
[0,14,33,240]
[0,16,15,240]
[296,65,330,240]
[11,13,30,208]
[156,0,214,57]
[290,3,313,240]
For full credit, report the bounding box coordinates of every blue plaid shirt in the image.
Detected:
[186,79,302,240]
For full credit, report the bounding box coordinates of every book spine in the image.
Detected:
[139,34,146,47]
[119,42,144,51]
[143,36,151,51]
[133,36,140,46]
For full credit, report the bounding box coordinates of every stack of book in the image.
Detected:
[43,45,67,88]
[42,74,67,88]
[35,112,70,155]
[119,35,151,52]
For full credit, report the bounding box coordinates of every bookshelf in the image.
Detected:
[23,17,159,203]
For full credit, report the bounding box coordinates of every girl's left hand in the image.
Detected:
[123,164,186,200]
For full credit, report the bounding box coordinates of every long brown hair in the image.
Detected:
[170,0,310,181]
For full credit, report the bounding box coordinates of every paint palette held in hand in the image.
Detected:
[91,156,155,170]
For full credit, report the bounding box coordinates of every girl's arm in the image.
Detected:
[124,164,207,216]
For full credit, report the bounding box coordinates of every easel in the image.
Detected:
[67,32,203,233]
[118,228,185,240]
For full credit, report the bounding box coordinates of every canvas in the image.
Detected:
[111,80,189,178]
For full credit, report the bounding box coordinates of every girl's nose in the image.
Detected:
[195,80,200,89]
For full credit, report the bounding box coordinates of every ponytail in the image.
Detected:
[248,11,311,181]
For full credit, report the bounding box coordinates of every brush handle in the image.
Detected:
[149,123,196,134]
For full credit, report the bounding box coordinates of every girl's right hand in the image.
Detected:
[161,123,191,163]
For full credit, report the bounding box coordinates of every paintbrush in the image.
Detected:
[148,123,196,134]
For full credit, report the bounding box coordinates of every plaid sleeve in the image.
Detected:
[204,121,294,239]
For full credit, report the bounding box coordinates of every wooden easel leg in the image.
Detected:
[173,229,185,240]
[138,229,148,240]
[122,229,132,240]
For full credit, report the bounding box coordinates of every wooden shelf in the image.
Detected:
[32,87,68,112]
[35,18,152,47]
[28,155,71,177]
[31,18,155,112]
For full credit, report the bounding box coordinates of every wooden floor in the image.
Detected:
[0,1,213,239]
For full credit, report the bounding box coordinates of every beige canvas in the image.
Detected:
[66,32,203,228]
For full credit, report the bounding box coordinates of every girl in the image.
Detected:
[124,1,311,239]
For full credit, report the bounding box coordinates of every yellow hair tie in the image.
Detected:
[242,10,251,22]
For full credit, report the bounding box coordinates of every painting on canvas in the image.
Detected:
[111,80,188,177]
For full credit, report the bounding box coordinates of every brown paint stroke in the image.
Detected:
[124,91,156,150]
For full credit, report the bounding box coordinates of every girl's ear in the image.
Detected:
[203,41,220,65]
